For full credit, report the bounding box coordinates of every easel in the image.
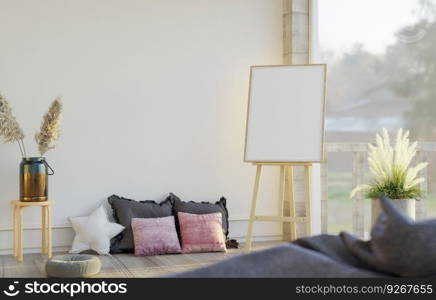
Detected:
[245,162,312,251]
[243,64,326,251]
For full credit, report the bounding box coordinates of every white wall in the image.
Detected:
[0,0,286,253]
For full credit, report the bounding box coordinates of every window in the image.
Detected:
[316,0,436,233]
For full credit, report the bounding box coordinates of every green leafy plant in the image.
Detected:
[351,128,427,199]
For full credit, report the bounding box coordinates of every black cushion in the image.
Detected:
[108,194,173,253]
[169,193,229,238]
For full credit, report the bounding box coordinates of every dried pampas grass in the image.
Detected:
[35,97,62,156]
[0,93,26,156]
[0,93,62,157]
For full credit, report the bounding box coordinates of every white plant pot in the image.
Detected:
[371,198,415,226]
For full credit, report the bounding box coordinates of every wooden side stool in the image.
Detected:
[11,200,52,262]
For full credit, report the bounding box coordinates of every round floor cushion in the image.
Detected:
[46,254,101,278]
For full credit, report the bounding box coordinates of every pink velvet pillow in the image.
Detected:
[131,216,181,256]
[178,212,227,253]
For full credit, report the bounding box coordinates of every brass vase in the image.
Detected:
[19,157,54,202]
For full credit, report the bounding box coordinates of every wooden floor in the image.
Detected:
[0,241,283,278]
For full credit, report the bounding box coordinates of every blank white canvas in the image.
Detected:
[244,65,326,162]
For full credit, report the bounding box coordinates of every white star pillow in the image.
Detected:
[69,205,124,255]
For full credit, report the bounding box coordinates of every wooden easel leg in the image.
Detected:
[304,165,313,236]
[278,166,285,239]
[287,166,297,240]
[42,206,47,255]
[245,165,262,252]
[283,166,290,240]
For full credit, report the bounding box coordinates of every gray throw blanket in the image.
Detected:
[172,234,387,278]
[172,196,436,278]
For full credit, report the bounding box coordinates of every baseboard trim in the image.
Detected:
[231,234,284,242]
[0,224,71,232]
[0,234,284,255]
[0,217,255,232]
[0,246,72,256]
